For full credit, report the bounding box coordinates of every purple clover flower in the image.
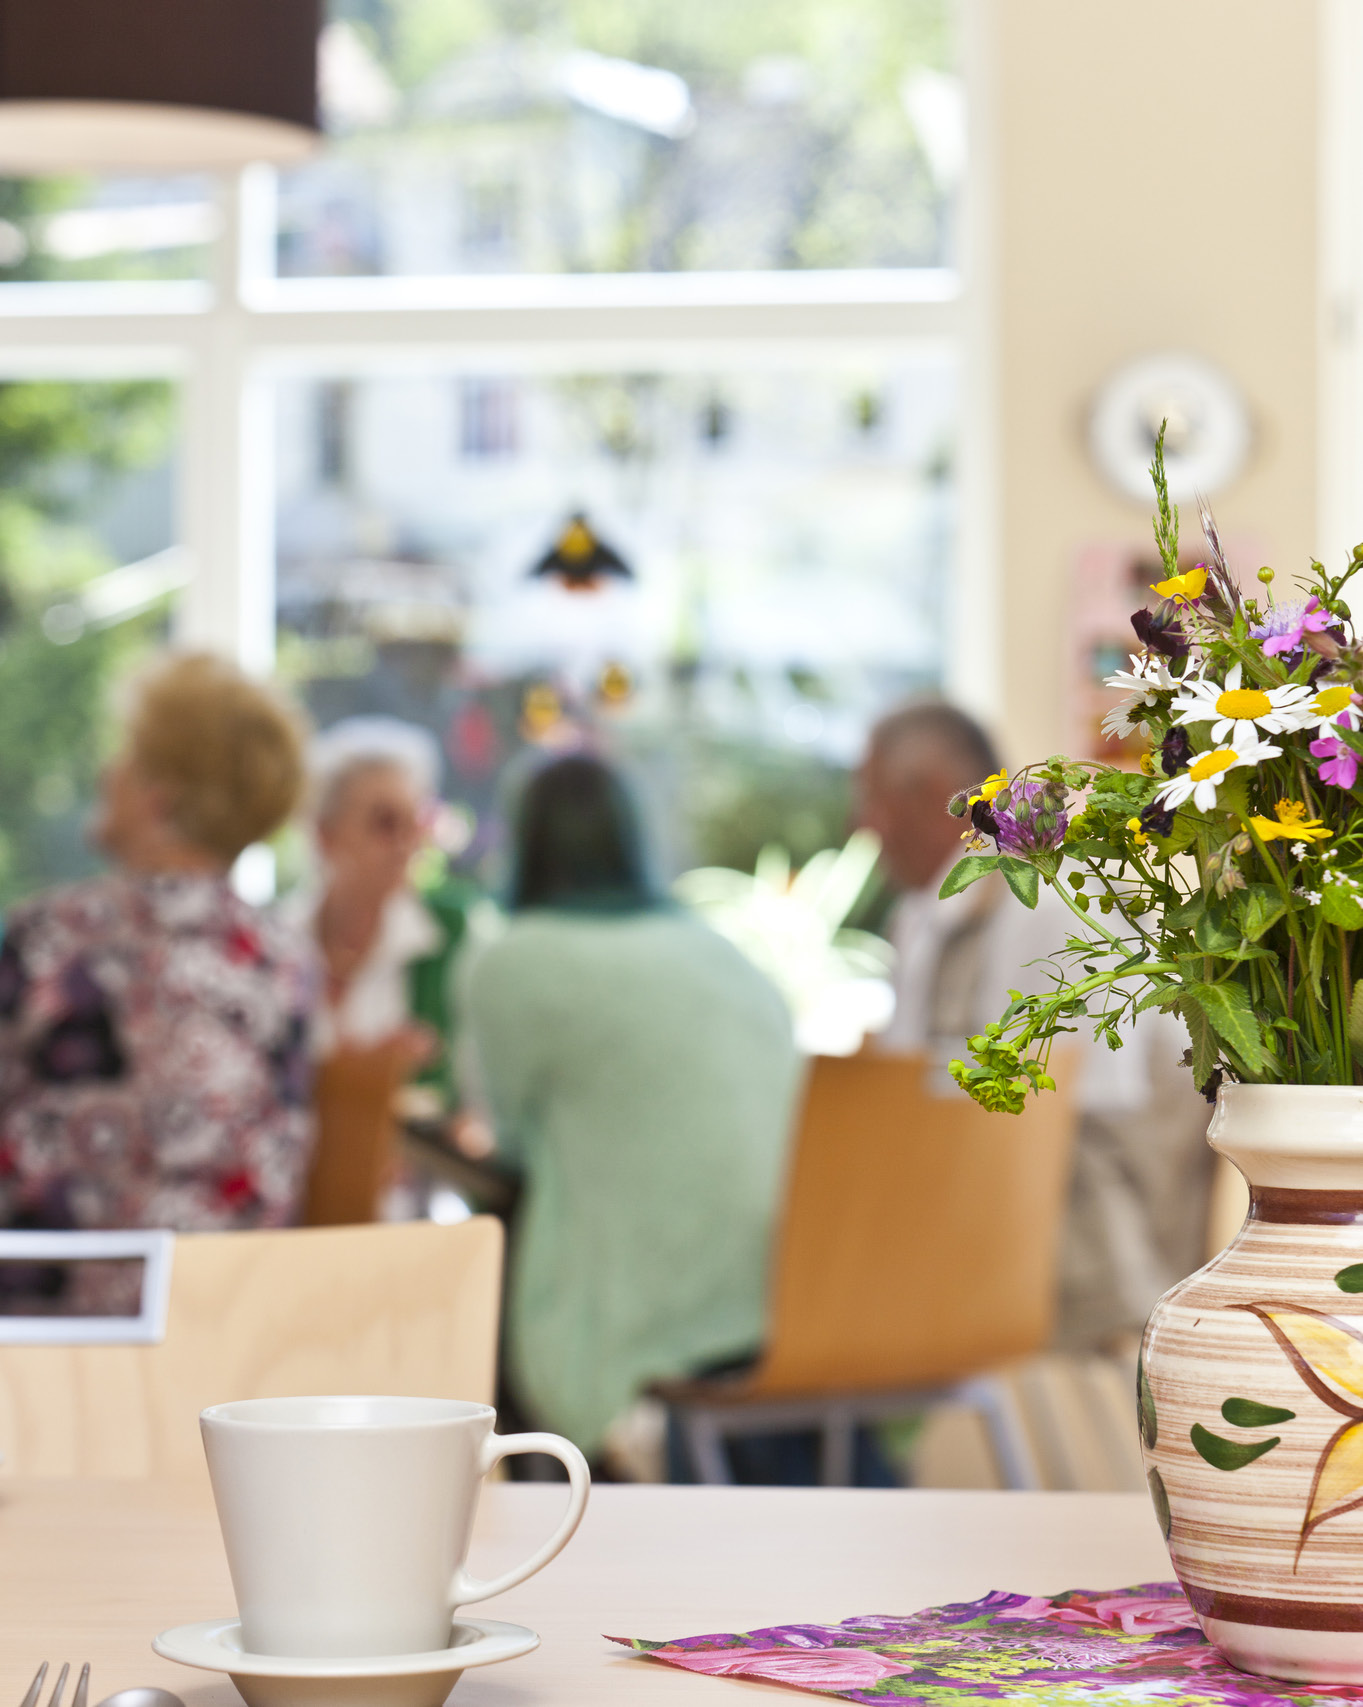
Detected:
[992,780,1069,856]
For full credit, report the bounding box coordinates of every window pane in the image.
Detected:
[0,380,180,904]
[274,358,953,871]
[277,0,960,279]
[0,176,213,285]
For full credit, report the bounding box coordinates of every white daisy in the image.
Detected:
[1155,736,1281,813]
[1101,654,1174,739]
[1295,681,1358,738]
[1169,660,1313,745]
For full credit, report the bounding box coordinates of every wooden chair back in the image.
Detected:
[745,1051,1077,1398]
[305,1041,410,1225]
[0,1217,503,1479]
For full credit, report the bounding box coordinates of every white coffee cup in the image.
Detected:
[200,1395,590,1658]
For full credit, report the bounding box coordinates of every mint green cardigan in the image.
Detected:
[464,908,799,1456]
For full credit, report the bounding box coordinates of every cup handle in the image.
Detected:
[451,1431,591,1606]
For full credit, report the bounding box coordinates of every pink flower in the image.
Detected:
[1312,720,1360,789]
[1254,595,1334,658]
[1008,1591,1199,1636]
[658,1645,917,1690]
[1007,1596,1058,1620]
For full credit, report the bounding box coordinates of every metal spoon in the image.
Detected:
[93,1691,185,1707]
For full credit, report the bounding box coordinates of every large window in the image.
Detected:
[0,0,965,900]
[281,2,959,278]
[276,355,953,866]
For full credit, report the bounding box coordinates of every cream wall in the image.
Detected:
[980,0,1319,761]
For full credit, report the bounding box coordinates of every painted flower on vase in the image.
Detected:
[1240,1303,1363,1563]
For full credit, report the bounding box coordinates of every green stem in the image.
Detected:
[1080,860,1159,950]
[1049,874,1132,949]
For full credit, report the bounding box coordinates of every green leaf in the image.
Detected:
[1235,884,1287,943]
[1138,1351,1157,1449]
[1216,773,1251,823]
[1221,1397,1296,1427]
[1063,838,1125,863]
[1135,982,1182,1014]
[1190,1423,1280,1471]
[1321,874,1363,930]
[938,855,998,900]
[1184,980,1266,1073]
[1147,1466,1172,1540]
[1179,995,1219,1089]
[1335,1263,1363,1293]
[1308,923,1328,999]
[1152,812,1198,857]
[1192,903,1242,955]
[998,856,1039,909]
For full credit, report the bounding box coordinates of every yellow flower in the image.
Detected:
[968,768,1008,805]
[1248,799,1332,844]
[1139,752,1156,776]
[1150,565,1208,604]
[1126,815,1148,847]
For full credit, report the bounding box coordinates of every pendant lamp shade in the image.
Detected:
[0,0,321,171]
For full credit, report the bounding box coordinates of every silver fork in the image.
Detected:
[18,1663,88,1707]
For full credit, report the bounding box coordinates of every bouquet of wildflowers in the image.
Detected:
[947,424,1363,1113]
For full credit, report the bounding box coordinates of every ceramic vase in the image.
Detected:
[1141,1083,1363,1683]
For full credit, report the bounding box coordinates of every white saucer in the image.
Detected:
[152,1617,539,1707]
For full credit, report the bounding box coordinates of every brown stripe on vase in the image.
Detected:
[1252,1188,1363,1226]
[1184,1586,1363,1632]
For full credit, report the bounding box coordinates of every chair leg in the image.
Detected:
[960,1375,1042,1490]
[683,1409,734,1484]
[820,1404,856,1486]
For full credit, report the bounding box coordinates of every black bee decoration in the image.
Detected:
[530,513,633,592]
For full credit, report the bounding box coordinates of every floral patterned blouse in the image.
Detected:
[0,873,317,1237]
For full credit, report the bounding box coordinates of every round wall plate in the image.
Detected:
[1088,353,1251,504]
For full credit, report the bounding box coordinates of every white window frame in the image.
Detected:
[0,139,987,709]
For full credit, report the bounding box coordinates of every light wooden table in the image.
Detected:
[0,1480,1173,1705]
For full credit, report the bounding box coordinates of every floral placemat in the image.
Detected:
[610,1582,1363,1704]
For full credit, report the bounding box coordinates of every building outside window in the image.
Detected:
[0,0,964,898]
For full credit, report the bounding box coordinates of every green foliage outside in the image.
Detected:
[665,731,853,874]
[0,176,178,907]
[0,378,175,907]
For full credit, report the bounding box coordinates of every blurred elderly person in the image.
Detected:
[296,718,447,1068]
[463,754,799,1462]
[0,652,314,1245]
[858,699,1213,1349]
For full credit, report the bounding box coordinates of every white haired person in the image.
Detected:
[284,717,480,1220]
[294,718,447,1067]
